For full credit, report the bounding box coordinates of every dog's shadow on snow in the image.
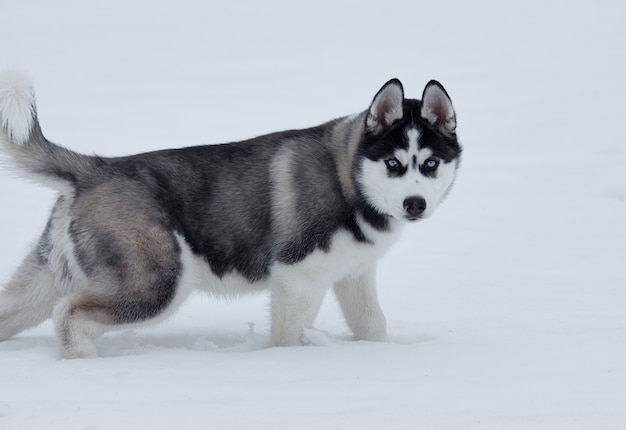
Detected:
[97,326,358,357]
[0,325,270,357]
[0,324,435,358]
[0,335,57,354]
[96,324,434,357]
[98,326,270,357]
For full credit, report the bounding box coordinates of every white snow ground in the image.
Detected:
[1,1,625,428]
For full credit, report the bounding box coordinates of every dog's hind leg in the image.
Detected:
[51,211,184,358]
[52,274,183,359]
[52,274,184,359]
[52,290,113,359]
[52,269,183,360]
[0,248,57,341]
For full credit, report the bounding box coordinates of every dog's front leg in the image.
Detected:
[270,277,328,347]
[333,269,389,342]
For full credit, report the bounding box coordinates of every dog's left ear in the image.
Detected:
[367,78,404,133]
[420,80,456,135]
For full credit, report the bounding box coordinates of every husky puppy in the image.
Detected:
[0,72,461,358]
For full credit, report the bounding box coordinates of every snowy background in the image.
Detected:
[1,0,625,428]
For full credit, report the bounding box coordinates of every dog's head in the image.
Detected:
[357,79,462,222]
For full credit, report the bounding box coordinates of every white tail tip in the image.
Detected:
[0,70,35,144]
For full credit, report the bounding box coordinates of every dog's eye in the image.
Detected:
[423,158,440,171]
[385,158,401,170]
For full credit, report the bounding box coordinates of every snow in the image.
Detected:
[1,0,625,428]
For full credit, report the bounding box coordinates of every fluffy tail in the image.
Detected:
[0,70,94,190]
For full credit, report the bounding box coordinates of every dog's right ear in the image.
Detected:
[366,79,404,133]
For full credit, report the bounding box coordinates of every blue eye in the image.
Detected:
[385,158,401,170]
[424,158,439,170]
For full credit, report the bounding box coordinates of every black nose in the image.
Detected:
[403,196,426,218]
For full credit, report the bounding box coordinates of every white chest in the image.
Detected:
[270,217,404,285]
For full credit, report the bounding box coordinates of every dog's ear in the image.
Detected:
[367,79,404,133]
[420,80,456,135]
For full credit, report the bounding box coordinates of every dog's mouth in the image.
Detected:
[404,214,423,222]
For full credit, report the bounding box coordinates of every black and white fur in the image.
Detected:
[0,71,461,358]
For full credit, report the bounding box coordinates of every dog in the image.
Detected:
[0,71,462,358]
